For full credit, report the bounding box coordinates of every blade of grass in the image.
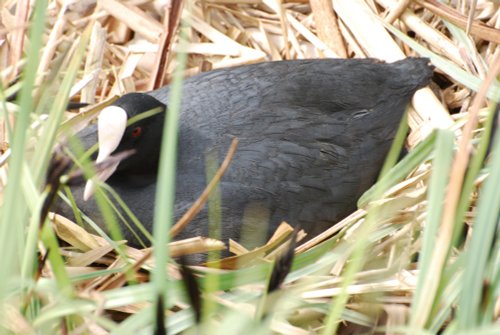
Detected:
[201,149,223,322]
[453,103,499,247]
[410,128,454,324]
[428,254,465,333]
[456,114,500,329]
[39,217,74,299]
[482,232,500,324]
[152,11,189,333]
[0,0,48,300]
[20,163,47,294]
[32,23,93,185]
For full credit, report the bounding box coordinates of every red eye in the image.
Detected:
[132,126,142,138]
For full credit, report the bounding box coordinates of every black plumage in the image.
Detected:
[55,58,434,249]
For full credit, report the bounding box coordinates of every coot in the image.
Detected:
[56,58,433,248]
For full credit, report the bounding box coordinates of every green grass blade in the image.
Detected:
[0,0,48,300]
[152,18,189,333]
[453,103,498,246]
[32,23,92,185]
[410,129,455,326]
[457,121,500,329]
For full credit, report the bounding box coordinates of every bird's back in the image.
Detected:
[163,58,432,245]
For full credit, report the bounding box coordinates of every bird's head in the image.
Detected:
[84,93,166,200]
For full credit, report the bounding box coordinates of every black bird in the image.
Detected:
[55,58,434,249]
